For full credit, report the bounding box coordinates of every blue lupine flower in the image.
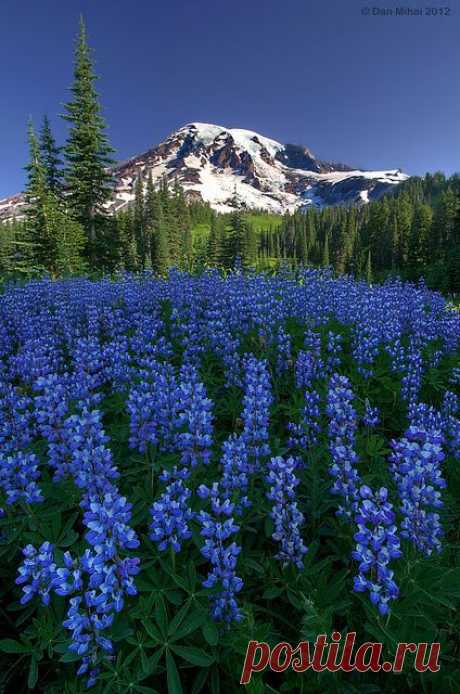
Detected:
[389,426,446,555]
[241,355,273,469]
[295,349,323,389]
[198,510,244,624]
[33,372,71,441]
[266,456,308,569]
[53,551,83,596]
[288,387,321,453]
[326,374,361,517]
[0,383,36,454]
[127,361,180,453]
[401,339,423,409]
[16,542,57,605]
[441,390,460,458]
[219,435,252,515]
[175,364,214,468]
[63,595,109,688]
[150,479,193,552]
[0,451,43,505]
[352,485,402,616]
[272,326,292,375]
[82,492,140,559]
[325,331,343,373]
[363,400,380,427]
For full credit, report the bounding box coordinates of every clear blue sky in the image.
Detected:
[1,0,459,196]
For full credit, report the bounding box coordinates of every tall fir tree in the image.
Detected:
[144,172,158,269]
[133,171,146,267]
[116,209,138,271]
[23,120,53,271]
[62,17,114,249]
[322,233,330,267]
[408,203,432,278]
[207,214,221,267]
[40,115,62,193]
[155,214,170,274]
[365,249,373,284]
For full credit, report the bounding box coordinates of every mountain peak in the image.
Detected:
[0,122,408,221]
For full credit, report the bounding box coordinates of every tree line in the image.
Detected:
[0,18,458,293]
[255,173,460,293]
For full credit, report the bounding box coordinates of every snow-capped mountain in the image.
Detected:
[0,122,408,221]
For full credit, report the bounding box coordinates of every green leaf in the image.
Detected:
[155,595,168,637]
[168,600,190,636]
[59,650,82,663]
[202,621,219,646]
[0,638,32,654]
[170,610,207,641]
[166,651,183,694]
[191,667,210,694]
[144,619,162,643]
[171,645,214,667]
[138,648,164,680]
[28,656,38,689]
[262,586,283,600]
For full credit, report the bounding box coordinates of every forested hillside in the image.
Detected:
[0,18,458,293]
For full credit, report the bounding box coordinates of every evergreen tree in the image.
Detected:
[133,171,146,267]
[40,115,62,193]
[116,209,138,271]
[408,203,432,278]
[62,17,114,248]
[144,172,157,269]
[0,222,16,274]
[23,120,53,270]
[53,208,87,275]
[155,214,170,274]
[243,221,258,269]
[395,193,413,267]
[365,249,372,284]
[447,195,460,293]
[296,226,308,265]
[322,233,330,267]
[207,215,221,267]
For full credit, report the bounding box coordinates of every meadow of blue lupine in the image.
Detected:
[0,268,459,693]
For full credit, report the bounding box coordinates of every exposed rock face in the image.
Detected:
[0,122,408,221]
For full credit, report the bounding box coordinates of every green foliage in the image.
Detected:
[40,115,63,194]
[0,291,458,692]
[62,17,114,248]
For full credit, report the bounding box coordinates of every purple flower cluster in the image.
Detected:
[295,349,322,389]
[175,364,214,468]
[1,269,459,660]
[218,435,252,515]
[326,374,361,518]
[16,542,57,605]
[389,426,446,555]
[265,456,308,570]
[288,388,321,454]
[16,406,140,687]
[241,355,273,469]
[150,479,193,552]
[0,383,36,454]
[325,331,343,373]
[198,509,244,624]
[401,339,423,408]
[127,361,179,454]
[441,390,460,458]
[0,451,43,505]
[363,400,380,428]
[352,486,401,616]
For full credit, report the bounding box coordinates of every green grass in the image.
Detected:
[245,212,283,232]
[191,212,282,242]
